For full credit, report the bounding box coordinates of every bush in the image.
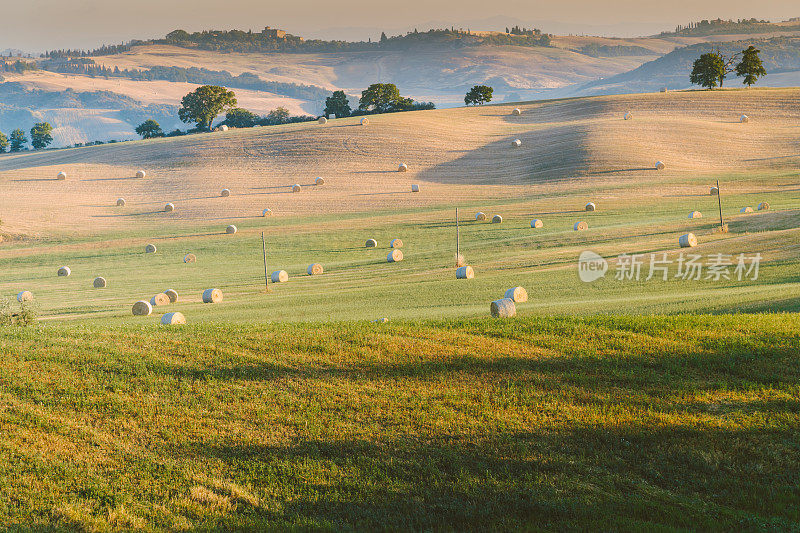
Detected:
[0,298,37,327]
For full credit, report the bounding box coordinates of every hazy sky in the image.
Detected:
[3,0,800,52]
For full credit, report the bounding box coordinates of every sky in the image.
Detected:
[2,0,800,52]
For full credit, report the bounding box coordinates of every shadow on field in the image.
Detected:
[175,423,799,530]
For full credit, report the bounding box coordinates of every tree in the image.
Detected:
[359,83,411,113]
[690,52,725,88]
[9,129,27,152]
[0,131,7,153]
[324,90,351,118]
[30,122,54,150]
[224,108,258,128]
[135,119,164,139]
[464,85,493,105]
[735,45,767,87]
[266,107,290,125]
[178,85,237,131]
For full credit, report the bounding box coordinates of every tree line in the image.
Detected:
[690,45,767,88]
[0,123,54,153]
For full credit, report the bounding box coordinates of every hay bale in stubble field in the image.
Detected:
[161,312,186,325]
[56,171,67,180]
[93,277,107,288]
[492,215,502,224]
[271,270,289,283]
[475,212,486,221]
[136,170,146,179]
[226,225,237,234]
[315,177,325,186]
[164,203,175,212]
[688,211,703,219]
[57,266,71,276]
[655,161,665,171]
[318,117,328,124]
[585,202,596,211]
[504,287,528,303]
[145,244,157,253]
[512,108,521,116]
[221,189,231,197]
[116,198,126,206]
[758,202,770,211]
[183,253,196,263]
[456,266,474,279]
[202,288,223,303]
[361,118,369,125]
[574,221,588,231]
[150,293,170,306]
[17,291,33,303]
[398,163,408,172]
[366,239,378,248]
[307,263,323,275]
[262,208,273,217]
[387,249,403,262]
[530,219,543,228]
[132,300,152,316]
[411,184,420,192]
[390,238,403,248]
[624,112,632,120]
[679,233,698,248]
[490,298,516,318]
[710,186,719,195]
[164,289,179,303]
[740,114,749,123]
[512,139,522,148]
[292,184,301,192]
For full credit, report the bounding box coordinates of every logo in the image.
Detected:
[578,251,608,282]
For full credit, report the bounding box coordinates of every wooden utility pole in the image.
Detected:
[716,179,724,228]
[455,208,460,267]
[261,231,271,292]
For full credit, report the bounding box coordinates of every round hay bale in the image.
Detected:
[504,286,528,303]
[688,211,703,219]
[740,206,754,214]
[116,198,126,206]
[758,202,770,211]
[365,239,378,248]
[530,219,543,228]
[93,276,107,288]
[292,184,301,193]
[161,312,186,325]
[307,263,323,275]
[655,161,665,171]
[624,112,632,120]
[164,203,175,212]
[679,233,698,248]
[202,288,223,304]
[136,169,146,179]
[512,108,521,116]
[585,202,596,211]
[132,300,152,316]
[226,225,237,234]
[411,184,420,193]
[456,266,474,279]
[492,215,502,224]
[57,266,71,277]
[490,298,516,318]
[574,221,588,231]
[387,249,403,263]
[360,117,369,125]
[740,114,749,123]
[262,208,273,217]
[164,289,179,303]
[475,212,486,221]
[150,293,170,306]
[512,139,522,148]
[390,238,403,248]
[398,163,408,172]
[221,188,231,197]
[710,186,719,195]
[218,125,229,132]
[183,253,196,263]
[318,117,328,124]
[271,270,289,283]
[56,171,67,180]
[145,244,157,253]
[16,291,33,303]
[315,177,325,186]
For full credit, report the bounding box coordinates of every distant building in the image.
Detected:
[262,26,287,40]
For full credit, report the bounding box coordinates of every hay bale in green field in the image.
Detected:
[226,225,237,234]
[145,244,157,253]
[57,266,71,277]
[202,288,223,303]
[164,289,178,303]
[758,202,770,211]
[530,219,543,228]
[390,238,403,248]
[456,266,474,279]
[475,212,486,221]
[679,233,697,248]
[490,298,516,318]
[366,239,378,248]
[307,264,323,275]
[574,221,588,231]
[585,202,596,211]
[492,215,502,223]
[271,270,289,283]
[183,253,196,263]
[132,300,152,316]
[387,249,403,263]
[740,206,753,214]
[16,291,33,303]
[93,277,107,288]
[161,312,185,325]
[504,286,528,303]
[150,293,170,306]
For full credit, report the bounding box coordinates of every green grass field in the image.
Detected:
[1,315,798,529]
